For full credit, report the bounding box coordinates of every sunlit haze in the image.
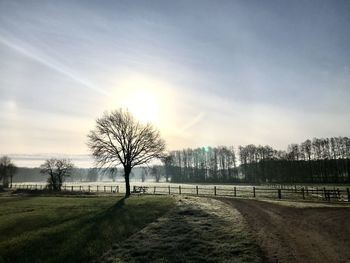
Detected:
[1,0,350,167]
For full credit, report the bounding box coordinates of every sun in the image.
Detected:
[124,90,160,124]
[108,73,174,125]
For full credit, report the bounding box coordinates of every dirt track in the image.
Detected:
[222,198,350,263]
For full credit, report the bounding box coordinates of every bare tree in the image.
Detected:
[151,165,163,182]
[40,159,74,191]
[141,167,150,182]
[0,156,17,187]
[7,163,17,187]
[162,155,173,182]
[87,168,99,182]
[87,109,166,197]
[104,167,118,182]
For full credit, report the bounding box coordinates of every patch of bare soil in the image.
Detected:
[98,196,262,263]
[221,198,350,263]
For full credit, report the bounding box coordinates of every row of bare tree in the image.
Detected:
[164,137,350,184]
[239,137,350,183]
[165,146,238,183]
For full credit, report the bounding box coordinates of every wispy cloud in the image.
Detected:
[0,36,109,96]
[180,112,205,133]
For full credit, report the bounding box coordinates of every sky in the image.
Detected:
[0,0,350,167]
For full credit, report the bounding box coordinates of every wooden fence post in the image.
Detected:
[214,186,217,196]
[104,186,106,192]
[347,188,350,202]
[117,186,119,193]
[153,186,156,194]
[234,187,236,197]
[253,187,256,198]
[179,185,181,195]
[306,186,308,196]
[323,187,326,200]
[88,185,90,192]
[71,186,73,191]
[196,186,199,195]
[278,189,282,199]
[168,185,171,195]
[110,186,113,193]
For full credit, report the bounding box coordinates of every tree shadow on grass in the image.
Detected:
[105,197,126,213]
[0,197,141,263]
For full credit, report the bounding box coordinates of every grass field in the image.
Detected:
[0,195,175,263]
[100,196,263,263]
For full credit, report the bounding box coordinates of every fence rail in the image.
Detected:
[10,183,350,203]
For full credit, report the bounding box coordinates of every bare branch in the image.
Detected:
[87,108,166,197]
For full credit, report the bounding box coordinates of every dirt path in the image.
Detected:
[98,196,262,263]
[222,198,350,263]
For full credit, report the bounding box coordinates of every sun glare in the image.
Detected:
[107,72,180,139]
[108,74,170,124]
[124,90,160,124]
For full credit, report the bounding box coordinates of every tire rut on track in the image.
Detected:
[222,198,350,263]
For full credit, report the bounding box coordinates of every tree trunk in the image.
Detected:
[124,166,131,197]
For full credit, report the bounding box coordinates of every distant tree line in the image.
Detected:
[164,137,350,184]
[5,136,350,185]
[165,146,238,183]
[11,166,160,183]
[11,167,97,183]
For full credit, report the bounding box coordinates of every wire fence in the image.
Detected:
[10,183,350,202]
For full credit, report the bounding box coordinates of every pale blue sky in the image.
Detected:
[1,0,349,166]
